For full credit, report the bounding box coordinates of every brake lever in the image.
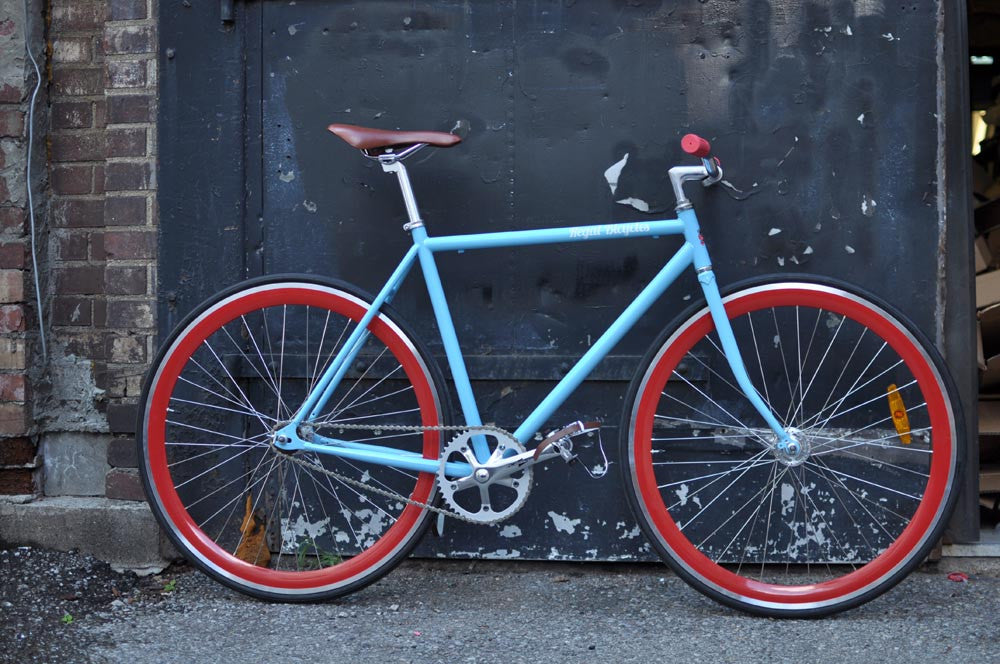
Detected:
[701,157,723,187]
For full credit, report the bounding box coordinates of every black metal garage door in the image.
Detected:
[159,0,975,559]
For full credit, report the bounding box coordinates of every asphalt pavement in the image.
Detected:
[2,547,998,664]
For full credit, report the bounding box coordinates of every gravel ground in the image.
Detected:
[2,547,998,664]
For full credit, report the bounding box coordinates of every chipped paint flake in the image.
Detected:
[803,246,813,255]
[279,170,296,183]
[604,153,629,195]
[842,25,853,36]
[857,113,865,125]
[881,32,897,41]
[547,511,581,534]
[861,196,877,216]
[499,524,522,538]
[675,483,690,506]
[280,514,330,549]
[780,483,795,516]
[768,227,781,236]
[777,257,785,267]
[845,245,856,254]
[303,199,318,213]
[616,197,649,212]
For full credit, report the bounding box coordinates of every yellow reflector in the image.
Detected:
[887,384,911,444]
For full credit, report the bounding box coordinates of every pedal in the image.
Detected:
[533,421,601,462]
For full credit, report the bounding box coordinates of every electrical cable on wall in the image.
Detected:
[23,0,47,362]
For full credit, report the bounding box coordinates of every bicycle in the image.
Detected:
[137,124,963,618]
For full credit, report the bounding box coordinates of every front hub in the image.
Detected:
[772,428,811,467]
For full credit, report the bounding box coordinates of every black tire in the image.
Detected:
[137,274,450,601]
[620,275,965,617]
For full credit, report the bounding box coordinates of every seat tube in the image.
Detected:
[679,208,792,446]
[410,227,490,461]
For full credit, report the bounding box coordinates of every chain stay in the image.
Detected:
[270,423,511,524]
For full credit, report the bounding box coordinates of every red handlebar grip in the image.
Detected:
[681,134,711,158]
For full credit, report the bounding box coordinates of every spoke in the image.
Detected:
[166,418,266,445]
[810,326,868,427]
[318,406,421,426]
[659,458,773,488]
[759,462,784,577]
[200,453,277,536]
[811,455,906,540]
[746,310,774,412]
[697,460,781,554]
[782,305,803,426]
[735,462,781,574]
[804,460,880,559]
[319,429,423,444]
[166,440,263,449]
[166,432,270,468]
[810,429,934,459]
[811,407,927,454]
[803,460,922,502]
[788,310,844,427]
[268,461,287,568]
[334,364,406,415]
[806,343,891,433]
[341,457,419,498]
[670,449,773,528]
[804,376,916,437]
[170,395,279,423]
[818,446,930,479]
[653,457,771,466]
[175,374,277,423]
[304,455,401,524]
[277,305,287,421]
[308,314,352,401]
[219,319,290,420]
[286,462,319,568]
[771,307,797,415]
[652,431,768,443]
[667,370,773,449]
[303,454,366,552]
[300,462,343,563]
[326,346,391,420]
[199,342,271,432]
[173,439,262,492]
[334,383,414,414]
[785,465,845,572]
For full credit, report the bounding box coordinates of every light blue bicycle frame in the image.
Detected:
[274,169,795,478]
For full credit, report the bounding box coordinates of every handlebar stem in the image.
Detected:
[669,160,723,211]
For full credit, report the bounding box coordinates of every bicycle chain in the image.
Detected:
[269,423,523,525]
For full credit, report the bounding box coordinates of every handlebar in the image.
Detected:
[681,133,722,185]
[681,133,711,158]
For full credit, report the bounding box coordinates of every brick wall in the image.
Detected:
[0,0,40,495]
[40,0,157,502]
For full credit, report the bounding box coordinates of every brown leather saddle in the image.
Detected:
[327,123,461,153]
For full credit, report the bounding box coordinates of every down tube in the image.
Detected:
[513,242,695,443]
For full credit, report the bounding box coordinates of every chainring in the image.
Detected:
[436,429,532,524]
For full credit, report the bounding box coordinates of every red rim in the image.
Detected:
[144,284,440,592]
[631,285,954,607]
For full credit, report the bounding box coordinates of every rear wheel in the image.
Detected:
[622,278,963,617]
[138,275,446,601]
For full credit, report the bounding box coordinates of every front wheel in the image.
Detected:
[138,275,447,601]
[621,278,963,617]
